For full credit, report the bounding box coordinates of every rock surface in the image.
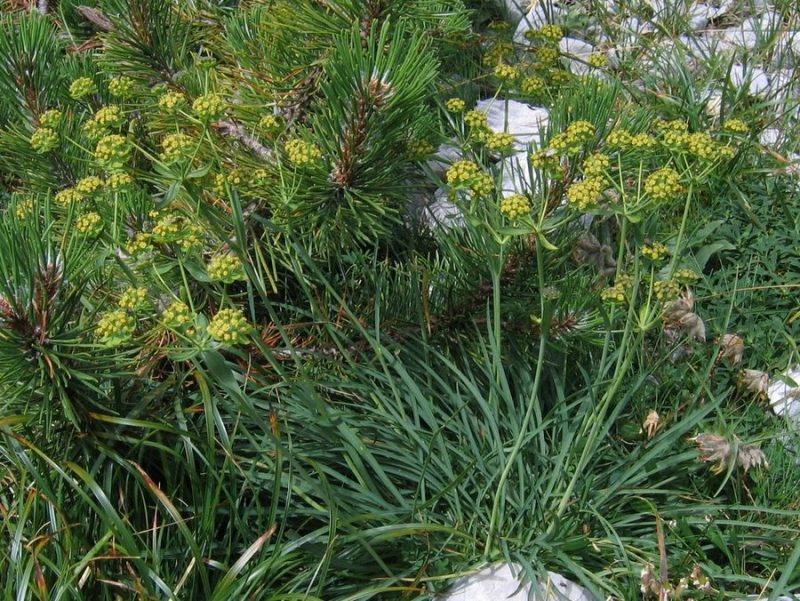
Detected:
[441,563,595,601]
[768,366,800,419]
[475,99,549,151]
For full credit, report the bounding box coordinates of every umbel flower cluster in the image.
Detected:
[528,115,742,214]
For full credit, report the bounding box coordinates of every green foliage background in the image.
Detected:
[1,0,800,599]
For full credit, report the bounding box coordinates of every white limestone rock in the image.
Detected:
[605,17,656,67]
[502,0,529,24]
[690,0,736,26]
[688,3,712,30]
[500,153,534,198]
[475,98,549,150]
[709,12,784,54]
[426,143,463,175]
[559,37,595,75]
[423,187,464,229]
[643,0,669,15]
[759,128,782,148]
[787,154,800,182]
[769,69,796,95]
[705,90,724,118]
[729,64,770,97]
[768,366,800,420]
[441,563,596,601]
[620,16,656,37]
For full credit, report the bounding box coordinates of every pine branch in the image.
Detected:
[214,119,273,161]
[75,6,114,32]
[331,77,391,188]
[280,66,323,126]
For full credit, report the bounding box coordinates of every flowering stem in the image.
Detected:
[550,284,639,527]
[484,235,551,558]
[668,181,694,276]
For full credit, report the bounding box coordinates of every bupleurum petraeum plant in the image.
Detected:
[0,2,799,600]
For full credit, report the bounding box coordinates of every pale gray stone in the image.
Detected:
[688,3,712,30]
[500,153,534,198]
[768,366,800,420]
[441,563,596,601]
[426,143,463,175]
[685,0,737,31]
[423,187,464,229]
[502,0,529,24]
[475,99,549,150]
[642,0,669,15]
[729,64,771,96]
[559,37,595,75]
[705,90,724,118]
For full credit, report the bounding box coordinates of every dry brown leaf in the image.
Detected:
[739,369,770,398]
[737,443,769,472]
[572,232,616,277]
[690,432,769,475]
[719,333,745,365]
[678,311,706,342]
[643,410,661,439]
[690,433,731,474]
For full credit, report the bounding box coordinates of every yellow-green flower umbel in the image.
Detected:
[69,76,97,99]
[30,128,58,153]
[464,110,488,130]
[566,177,604,211]
[582,153,610,177]
[192,93,225,120]
[653,279,681,302]
[445,97,466,112]
[96,309,136,345]
[162,301,194,328]
[118,287,149,311]
[106,172,134,191]
[723,119,749,134]
[258,114,282,133]
[54,187,84,206]
[208,308,251,345]
[284,138,322,167]
[446,160,496,199]
[494,63,519,82]
[158,90,187,113]
[161,132,195,164]
[640,242,669,261]
[75,176,104,196]
[39,109,63,128]
[521,76,545,96]
[75,212,102,236]
[95,106,126,129]
[644,168,682,202]
[108,76,136,98]
[487,132,515,154]
[500,194,531,219]
[207,254,246,283]
[94,134,130,169]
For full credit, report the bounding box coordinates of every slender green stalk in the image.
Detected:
[484,236,550,557]
[550,230,643,526]
[668,180,694,276]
